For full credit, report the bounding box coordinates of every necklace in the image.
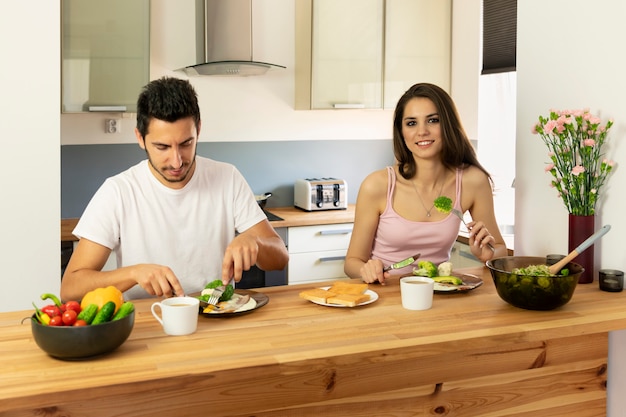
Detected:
[411,176,446,217]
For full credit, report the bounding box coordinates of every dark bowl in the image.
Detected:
[486,256,583,311]
[31,311,134,360]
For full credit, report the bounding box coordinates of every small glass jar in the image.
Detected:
[599,269,624,292]
[546,254,566,266]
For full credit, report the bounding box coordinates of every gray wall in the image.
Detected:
[61,140,394,218]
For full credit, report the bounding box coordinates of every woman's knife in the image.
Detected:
[383,253,421,272]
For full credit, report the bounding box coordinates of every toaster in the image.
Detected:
[294,178,348,211]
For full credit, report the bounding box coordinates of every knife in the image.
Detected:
[383,253,421,272]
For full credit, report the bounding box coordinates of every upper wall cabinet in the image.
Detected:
[61,0,150,113]
[296,0,451,110]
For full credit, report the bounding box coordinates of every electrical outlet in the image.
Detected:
[105,119,122,134]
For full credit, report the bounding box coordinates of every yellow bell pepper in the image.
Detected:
[80,286,124,314]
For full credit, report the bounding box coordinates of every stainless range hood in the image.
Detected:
[181,0,286,76]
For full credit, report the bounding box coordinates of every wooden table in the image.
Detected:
[2,267,624,416]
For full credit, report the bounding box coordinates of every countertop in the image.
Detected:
[1,267,623,416]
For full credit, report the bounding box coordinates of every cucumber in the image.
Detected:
[76,303,98,324]
[91,301,116,325]
[112,302,134,321]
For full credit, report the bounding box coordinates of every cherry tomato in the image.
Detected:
[41,305,62,317]
[62,309,78,326]
[49,315,64,326]
[73,319,88,327]
[64,300,82,314]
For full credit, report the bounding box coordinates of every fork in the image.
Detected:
[206,285,225,307]
[451,208,496,252]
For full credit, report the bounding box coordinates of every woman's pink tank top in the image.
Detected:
[370,167,463,274]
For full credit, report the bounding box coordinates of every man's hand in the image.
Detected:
[132,264,185,297]
[221,234,259,285]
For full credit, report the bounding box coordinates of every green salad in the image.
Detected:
[512,264,569,277]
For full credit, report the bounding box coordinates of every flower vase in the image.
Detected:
[568,214,595,284]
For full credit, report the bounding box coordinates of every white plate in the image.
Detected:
[199,290,268,316]
[308,286,379,308]
[206,293,257,314]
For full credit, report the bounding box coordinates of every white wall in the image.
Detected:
[0,2,60,312]
[516,1,626,415]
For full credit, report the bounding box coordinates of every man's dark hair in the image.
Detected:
[136,77,201,139]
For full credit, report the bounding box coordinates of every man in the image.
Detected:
[61,77,288,300]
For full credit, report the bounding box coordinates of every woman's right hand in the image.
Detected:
[359,259,390,285]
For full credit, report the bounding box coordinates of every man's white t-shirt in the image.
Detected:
[73,157,267,299]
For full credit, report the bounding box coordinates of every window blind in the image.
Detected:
[482,0,517,74]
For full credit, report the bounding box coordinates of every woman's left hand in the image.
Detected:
[467,220,496,260]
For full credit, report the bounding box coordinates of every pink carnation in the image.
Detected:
[571,165,585,176]
[545,163,554,172]
[583,139,596,147]
[544,120,558,133]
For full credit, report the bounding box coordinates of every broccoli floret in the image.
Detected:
[201,279,235,302]
[437,261,453,277]
[413,260,438,277]
[433,196,453,213]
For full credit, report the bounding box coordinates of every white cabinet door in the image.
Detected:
[62,0,150,112]
[384,0,452,108]
[449,241,484,269]
[310,0,384,109]
[296,0,451,110]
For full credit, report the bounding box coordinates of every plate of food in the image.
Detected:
[199,289,269,317]
[432,274,483,293]
[299,281,378,307]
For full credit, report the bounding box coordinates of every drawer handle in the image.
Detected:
[459,251,478,261]
[319,256,346,262]
[319,229,352,236]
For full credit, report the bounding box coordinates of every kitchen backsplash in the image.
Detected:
[61,140,394,218]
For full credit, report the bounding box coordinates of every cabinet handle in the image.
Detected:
[319,256,346,262]
[319,229,352,236]
[459,251,479,261]
[333,103,365,109]
[88,105,127,112]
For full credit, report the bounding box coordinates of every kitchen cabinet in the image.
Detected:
[295,0,451,110]
[287,223,353,284]
[61,0,150,113]
[449,240,483,269]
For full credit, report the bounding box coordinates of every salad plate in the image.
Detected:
[434,274,483,294]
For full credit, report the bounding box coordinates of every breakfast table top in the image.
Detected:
[2,267,625,416]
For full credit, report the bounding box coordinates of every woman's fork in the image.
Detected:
[451,208,496,252]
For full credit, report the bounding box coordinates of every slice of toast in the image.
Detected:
[329,281,369,295]
[299,288,337,304]
[327,293,371,307]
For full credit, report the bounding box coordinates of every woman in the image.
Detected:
[344,83,507,285]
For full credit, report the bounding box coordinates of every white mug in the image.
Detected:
[400,276,435,310]
[151,296,200,336]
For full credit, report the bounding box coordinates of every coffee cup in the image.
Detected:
[400,276,434,310]
[151,296,200,336]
